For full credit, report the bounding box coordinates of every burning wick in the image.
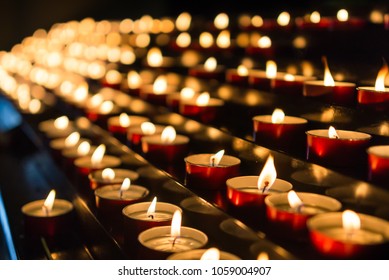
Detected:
[147,197,157,219]
[119,178,131,199]
[171,236,179,248]
[261,181,270,194]
[42,189,56,217]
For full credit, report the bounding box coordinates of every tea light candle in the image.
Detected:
[126,70,143,96]
[101,69,123,90]
[225,65,250,85]
[367,145,389,184]
[49,132,88,161]
[85,100,120,127]
[295,11,332,30]
[88,168,139,190]
[245,36,274,57]
[139,75,176,106]
[167,247,241,260]
[144,47,176,69]
[306,126,371,167]
[252,108,308,152]
[141,126,189,163]
[127,122,165,148]
[184,150,241,190]
[107,113,149,135]
[307,210,389,258]
[248,60,280,91]
[38,116,74,139]
[188,57,225,80]
[271,73,316,95]
[166,87,198,113]
[21,190,73,238]
[226,155,293,208]
[138,210,208,259]
[265,191,342,239]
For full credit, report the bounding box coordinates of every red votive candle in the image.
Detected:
[88,168,139,190]
[184,151,241,190]
[303,80,356,105]
[367,145,389,184]
[107,113,149,135]
[271,74,316,95]
[127,122,165,147]
[357,86,389,109]
[225,65,250,85]
[139,81,176,106]
[85,101,120,128]
[306,128,371,167]
[188,57,225,80]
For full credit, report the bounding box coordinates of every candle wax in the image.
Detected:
[142,235,205,252]
[273,204,328,215]
[96,185,148,201]
[22,199,73,217]
[321,228,384,244]
[128,211,173,222]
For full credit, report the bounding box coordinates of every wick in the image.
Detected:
[119,190,124,199]
[148,214,154,219]
[346,230,354,241]
[261,181,269,194]
[211,157,215,167]
[42,205,49,217]
[172,237,178,248]
[296,203,304,214]
[334,135,339,139]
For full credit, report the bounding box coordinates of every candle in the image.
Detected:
[141,126,189,163]
[107,113,149,135]
[74,144,121,176]
[49,132,87,161]
[88,168,139,190]
[138,210,208,259]
[295,11,332,30]
[188,57,225,80]
[265,191,341,240]
[85,100,120,128]
[38,116,74,139]
[167,247,241,260]
[367,145,389,185]
[61,141,95,174]
[303,57,356,105]
[179,92,224,124]
[184,150,241,190]
[225,65,250,85]
[306,126,371,167]
[127,122,165,149]
[245,36,274,57]
[226,155,293,208]
[21,190,73,238]
[139,75,176,106]
[101,69,123,90]
[271,73,316,95]
[166,87,198,113]
[248,60,279,91]
[307,210,389,258]
[144,47,176,69]
[125,70,143,96]
[252,108,307,153]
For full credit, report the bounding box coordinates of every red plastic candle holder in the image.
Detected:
[141,135,189,163]
[179,98,224,124]
[367,145,389,185]
[188,65,225,80]
[127,124,165,147]
[357,87,389,110]
[139,84,176,106]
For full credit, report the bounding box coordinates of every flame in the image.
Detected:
[77,141,91,156]
[88,94,103,109]
[216,30,230,48]
[180,87,195,100]
[91,144,106,166]
[257,36,272,48]
[161,126,176,143]
[287,191,304,210]
[257,155,277,192]
[147,47,163,67]
[342,210,360,234]
[322,57,335,86]
[196,92,210,106]
[266,60,277,79]
[105,69,122,84]
[251,15,264,27]
[320,108,335,122]
[102,168,115,181]
[337,9,349,22]
[370,10,384,24]
[120,178,131,192]
[237,65,249,76]
[328,126,339,139]
[210,149,225,166]
[200,248,220,260]
[65,132,80,148]
[100,100,114,114]
[73,84,89,103]
[310,11,321,23]
[153,75,168,94]
[141,122,156,135]
[375,60,388,91]
[42,189,56,215]
[271,108,285,124]
[147,197,157,218]
[28,99,41,114]
[127,70,142,89]
[54,116,69,130]
[176,32,191,48]
[214,13,229,29]
[199,32,214,48]
[170,210,182,239]
[119,113,131,127]
[204,57,217,72]
[277,11,290,26]
[257,252,269,260]
[176,12,191,31]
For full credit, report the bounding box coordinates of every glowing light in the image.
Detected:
[200,248,220,260]
[54,116,69,130]
[271,108,285,124]
[42,189,56,216]
[342,210,360,233]
[170,210,182,239]
[199,32,214,48]
[176,32,191,48]
[214,13,229,29]
[237,65,249,76]
[127,71,142,89]
[257,155,277,192]
[147,197,157,218]
[180,87,195,100]
[196,92,210,106]
[216,30,230,48]
[210,149,225,166]
[322,57,335,87]
[251,15,263,27]
[91,144,106,167]
[277,11,291,26]
[161,126,176,144]
[77,141,91,156]
[266,60,277,79]
[119,178,131,198]
[337,9,349,22]
[257,36,272,48]
[257,252,269,260]
[99,100,114,114]
[375,60,388,91]
[310,11,321,23]
[105,69,122,84]
[102,168,115,181]
[153,75,168,94]
[288,190,304,211]
[328,126,339,139]
[204,57,217,72]
[147,47,163,67]
[65,132,80,148]
[141,122,156,135]
[176,12,192,31]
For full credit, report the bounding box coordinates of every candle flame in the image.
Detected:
[102,168,115,181]
[105,69,122,84]
[310,11,321,23]
[271,108,285,124]
[73,84,89,103]
[180,87,196,100]
[237,65,249,76]
[196,92,210,106]
[120,178,131,192]
[28,99,41,114]
[119,113,131,127]
[214,13,229,29]
[147,197,157,217]
[251,15,264,27]
[287,190,304,211]
[342,210,361,234]
[257,36,272,48]
[54,116,69,130]
[204,57,217,72]
[147,47,163,67]
[88,94,103,109]
[127,70,142,89]
[328,126,339,139]
[257,155,277,192]
[176,12,191,31]
[216,30,230,48]
[266,60,277,79]
[257,252,270,260]
[141,122,157,135]
[77,141,91,156]
[277,11,290,26]
[176,32,191,48]
[161,126,176,143]
[199,32,214,48]
[337,9,349,22]
[200,248,220,260]
[322,56,335,87]
[170,210,182,239]
[100,100,114,114]
[284,74,295,81]
[210,149,225,166]
[153,75,168,94]
[375,60,388,91]
[65,132,80,148]
[91,144,106,167]
[42,189,56,215]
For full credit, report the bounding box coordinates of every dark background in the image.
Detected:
[0,0,387,50]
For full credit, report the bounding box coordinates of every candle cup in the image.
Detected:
[245,46,274,58]
[184,154,241,190]
[61,145,96,177]
[38,119,74,139]
[127,124,165,150]
[307,212,389,259]
[248,70,279,91]
[306,129,371,167]
[49,137,90,163]
[188,65,225,81]
[179,98,224,124]
[107,115,149,135]
[252,115,307,154]
[265,192,342,240]
[139,84,176,106]
[303,80,357,106]
[122,202,181,253]
[271,75,316,95]
[357,87,389,111]
[225,69,249,86]
[138,226,208,260]
[141,135,189,164]
[88,168,139,190]
[367,145,389,185]
[21,199,74,239]
[74,155,122,176]
[167,249,241,260]
[166,93,200,113]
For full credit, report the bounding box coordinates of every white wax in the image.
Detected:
[272,204,328,215]
[321,228,384,244]
[128,211,173,221]
[141,134,190,145]
[306,129,371,140]
[107,115,149,128]
[358,86,389,93]
[22,199,73,217]
[252,115,307,124]
[89,168,139,184]
[123,202,181,222]
[95,184,148,201]
[226,176,293,194]
[74,155,121,169]
[184,154,241,167]
[367,145,389,158]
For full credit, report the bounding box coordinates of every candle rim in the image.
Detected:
[89,168,139,183]
[226,176,292,193]
[180,97,224,107]
[367,145,389,158]
[253,115,308,124]
[184,153,241,167]
[357,86,389,93]
[22,199,73,217]
[122,201,182,219]
[304,80,356,87]
[306,129,371,141]
[94,184,149,201]
[141,134,189,145]
[167,249,241,260]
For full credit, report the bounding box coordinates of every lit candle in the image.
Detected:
[252,108,308,153]
[166,87,198,112]
[306,126,371,167]
[107,113,149,135]
[139,75,177,106]
[225,64,250,85]
[88,167,139,190]
[126,70,143,95]
[245,36,273,57]
[38,116,74,139]
[85,100,120,128]
[307,210,389,258]
[145,47,176,69]
[303,57,356,105]
[138,210,208,259]
[167,247,241,260]
[61,141,95,172]
[49,132,87,161]
[271,73,316,94]
[127,122,165,148]
[188,57,225,80]
[367,145,389,184]
[248,60,281,91]
[101,69,123,90]
[141,126,189,163]
[21,189,74,238]
[184,150,241,190]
